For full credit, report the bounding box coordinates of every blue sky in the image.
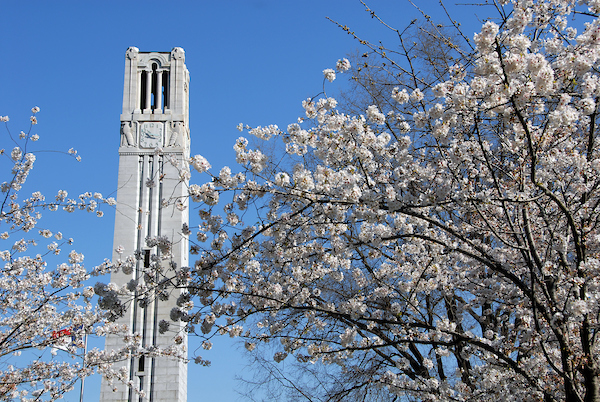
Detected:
[0,1,484,400]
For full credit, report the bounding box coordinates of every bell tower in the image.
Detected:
[100,47,189,402]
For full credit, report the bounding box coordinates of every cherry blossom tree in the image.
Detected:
[101,0,600,400]
[0,112,181,401]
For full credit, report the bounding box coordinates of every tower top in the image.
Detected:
[121,46,190,125]
[126,46,185,64]
[119,47,190,154]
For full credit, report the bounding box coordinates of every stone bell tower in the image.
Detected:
[100,47,189,402]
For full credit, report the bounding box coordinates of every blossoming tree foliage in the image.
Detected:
[100,0,600,401]
[0,110,106,399]
[172,1,600,400]
[0,111,172,400]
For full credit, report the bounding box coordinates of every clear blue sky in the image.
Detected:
[0,1,483,400]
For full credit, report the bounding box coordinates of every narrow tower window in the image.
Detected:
[162,72,169,110]
[151,63,158,110]
[140,71,147,111]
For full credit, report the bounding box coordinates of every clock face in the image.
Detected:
[140,122,163,148]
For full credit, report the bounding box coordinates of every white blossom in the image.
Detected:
[189,154,211,173]
[336,58,351,72]
[323,68,336,82]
